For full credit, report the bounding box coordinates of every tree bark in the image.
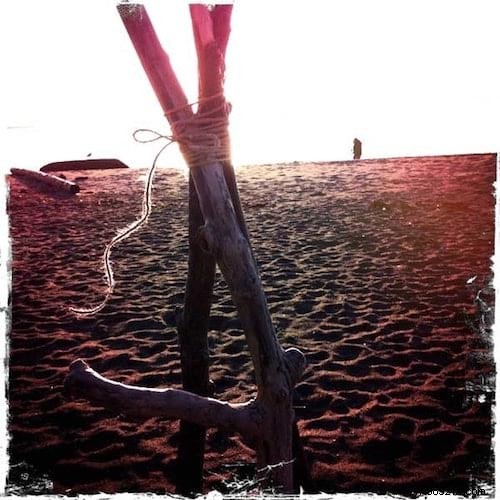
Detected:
[65,359,259,436]
[175,7,235,494]
[10,168,79,194]
[118,3,308,491]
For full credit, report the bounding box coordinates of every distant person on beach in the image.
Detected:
[353,138,362,160]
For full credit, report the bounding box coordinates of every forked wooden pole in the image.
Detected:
[120,6,217,494]
[175,7,242,495]
[65,4,308,493]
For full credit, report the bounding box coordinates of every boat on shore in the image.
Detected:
[40,159,129,172]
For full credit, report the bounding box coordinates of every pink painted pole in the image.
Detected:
[117,4,192,124]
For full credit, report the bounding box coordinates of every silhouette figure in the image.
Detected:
[353,138,362,160]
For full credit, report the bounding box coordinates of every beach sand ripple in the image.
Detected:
[7,155,495,495]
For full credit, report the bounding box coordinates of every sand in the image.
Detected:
[6,153,495,496]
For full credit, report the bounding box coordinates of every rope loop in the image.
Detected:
[68,94,231,317]
[133,128,174,144]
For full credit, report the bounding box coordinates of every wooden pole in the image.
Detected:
[189,5,251,242]
[116,4,192,125]
[120,5,304,492]
[175,176,216,496]
[187,160,306,492]
[117,6,215,493]
[177,6,268,493]
[120,3,308,491]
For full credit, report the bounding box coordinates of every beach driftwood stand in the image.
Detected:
[65,4,310,494]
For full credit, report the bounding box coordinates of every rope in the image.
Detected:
[68,136,172,316]
[172,94,231,168]
[69,94,231,317]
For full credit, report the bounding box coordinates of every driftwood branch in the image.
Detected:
[116,4,192,125]
[11,168,79,194]
[177,6,233,494]
[65,359,260,438]
[175,175,216,495]
[190,162,302,390]
[117,4,307,492]
[189,5,250,243]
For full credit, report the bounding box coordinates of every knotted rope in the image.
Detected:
[69,95,231,316]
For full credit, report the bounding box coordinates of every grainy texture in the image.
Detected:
[7,154,495,496]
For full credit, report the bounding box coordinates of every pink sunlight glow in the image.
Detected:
[2,0,500,174]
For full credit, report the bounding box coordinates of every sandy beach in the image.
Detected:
[6,153,495,495]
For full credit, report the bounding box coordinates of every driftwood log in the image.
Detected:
[65,3,309,494]
[11,168,79,194]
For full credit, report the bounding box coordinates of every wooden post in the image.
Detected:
[65,4,308,493]
[175,175,216,496]
[177,6,234,495]
[189,5,251,243]
[188,161,305,491]
[119,6,216,493]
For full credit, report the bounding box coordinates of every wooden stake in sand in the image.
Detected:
[64,4,309,494]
